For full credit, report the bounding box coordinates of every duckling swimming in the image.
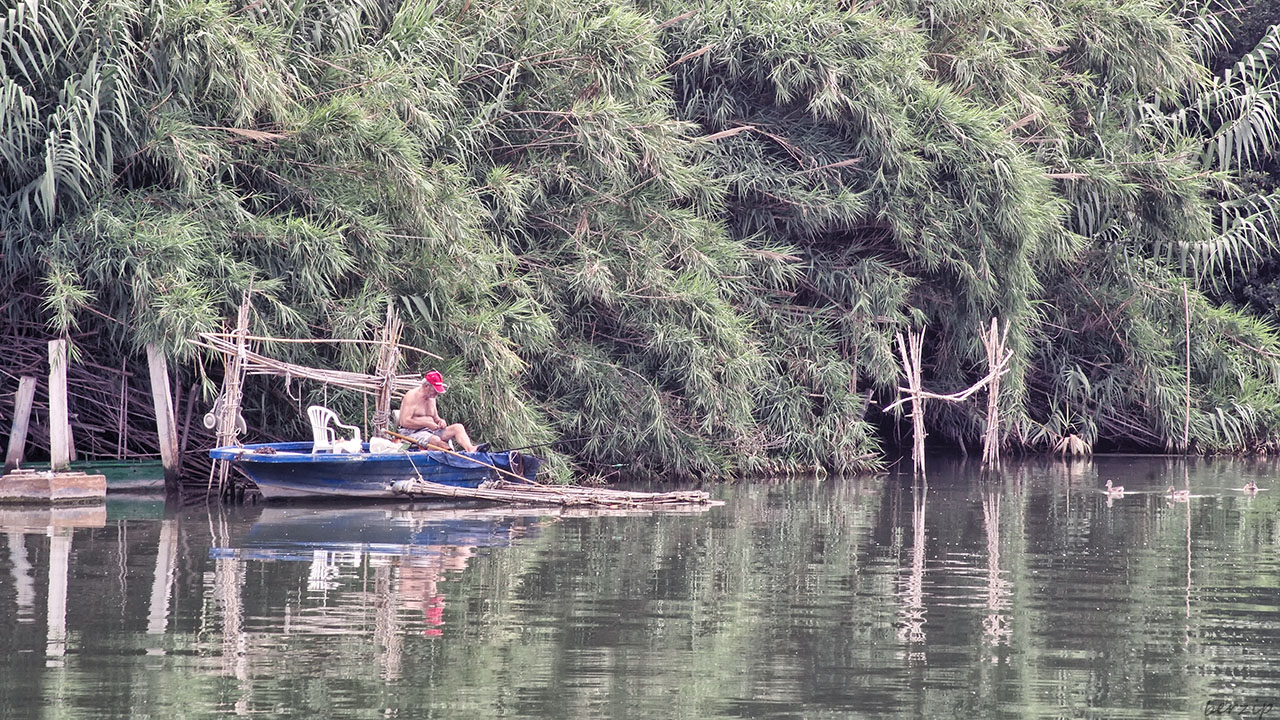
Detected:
[1104,480,1125,498]
[1243,480,1260,495]
[1165,486,1190,502]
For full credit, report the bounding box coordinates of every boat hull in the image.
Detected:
[208,442,540,499]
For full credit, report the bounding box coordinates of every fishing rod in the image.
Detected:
[498,435,608,454]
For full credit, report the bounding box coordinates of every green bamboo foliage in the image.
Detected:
[6,0,1280,482]
[645,0,1070,456]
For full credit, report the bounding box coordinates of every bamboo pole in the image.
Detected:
[4,376,37,472]
[980,318,1009,468]
[210,299,251,495]
[896,331,927,475]
[373,307,403,437]
[389,477,713,507]
[49,339,71,470]
[383,431,713,507]
[147,344,180,488]
[886,325,1014,474]
[1182,283,1191,452]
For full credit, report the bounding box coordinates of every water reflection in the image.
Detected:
[1,460,1279,718]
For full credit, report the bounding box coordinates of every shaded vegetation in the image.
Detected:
[4,0,1280,482]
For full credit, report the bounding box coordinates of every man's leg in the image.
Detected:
[437,423,477,452]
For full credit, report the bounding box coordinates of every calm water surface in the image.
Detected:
[1,456,1279,719]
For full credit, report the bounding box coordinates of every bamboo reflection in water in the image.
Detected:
[897,478,927,663]
[1183,468,1193,624]
[7,533,35,622]
[981,484,1011,657]
[211,515,251,715]
[372,563,404,682]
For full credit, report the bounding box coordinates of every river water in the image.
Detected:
[1,456,1278,719]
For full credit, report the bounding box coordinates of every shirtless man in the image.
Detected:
[397,370,486,452]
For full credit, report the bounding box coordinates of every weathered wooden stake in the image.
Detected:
[4,376,37,472]
[146,344,180,489]
[48,339,71,470]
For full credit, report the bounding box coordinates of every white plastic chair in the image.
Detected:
[308,405,362,453]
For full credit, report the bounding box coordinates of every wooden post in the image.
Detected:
[4,376,37,472]
[146,344,180,489]
[49,339,71,471]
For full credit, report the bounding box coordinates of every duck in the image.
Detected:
[1104,480,1125,497]
[1165,486,1190,502]
[1243,480,1260,495]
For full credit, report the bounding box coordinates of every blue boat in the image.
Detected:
[208,442,541,499]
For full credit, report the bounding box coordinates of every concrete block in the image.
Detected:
[0,470,107,504]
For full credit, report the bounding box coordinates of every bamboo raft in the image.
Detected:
[389,477,717,508]
[381,429,715,508]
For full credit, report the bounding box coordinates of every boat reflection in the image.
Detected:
[209,503,548,647]
[211,503,538,562]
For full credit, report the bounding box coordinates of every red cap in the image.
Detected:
[423,370,448,393]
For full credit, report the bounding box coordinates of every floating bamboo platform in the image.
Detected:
[389,477,717,508]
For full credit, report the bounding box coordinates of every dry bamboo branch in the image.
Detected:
[1182,283,1191,452]
[981,318,1010,467]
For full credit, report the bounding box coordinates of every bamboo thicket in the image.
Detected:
[4,0,1280,486]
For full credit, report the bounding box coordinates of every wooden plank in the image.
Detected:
[48,340,70,471]
[4,376,37,473]
[146,344,180,488]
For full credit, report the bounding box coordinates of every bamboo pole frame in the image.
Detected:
[885,321,1014,474]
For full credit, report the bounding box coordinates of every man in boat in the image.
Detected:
[397,370,488,452]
